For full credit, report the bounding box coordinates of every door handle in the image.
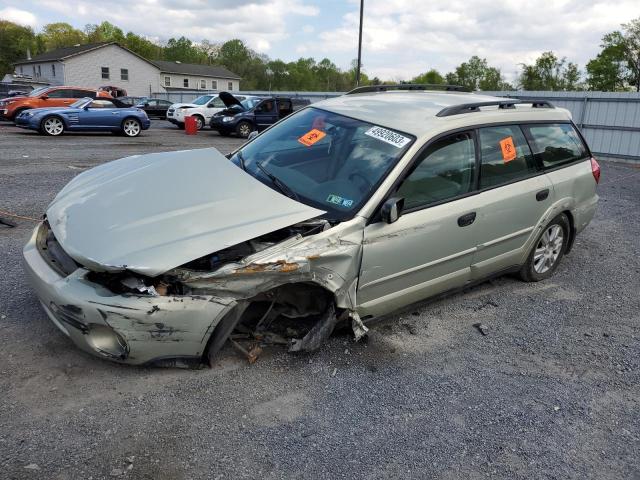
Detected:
[536,189,550,201]
[457,212,476,227]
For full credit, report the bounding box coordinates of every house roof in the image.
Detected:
[152,60,241,80]
[14,42,114,64]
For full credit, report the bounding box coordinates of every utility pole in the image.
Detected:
[356,0,364,86]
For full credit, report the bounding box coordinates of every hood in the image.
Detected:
[46,148,325,276]
[170,103,198,109]
[219,91,244,109]
[1,95,27,104]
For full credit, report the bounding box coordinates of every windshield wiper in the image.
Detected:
[235,150,247,171]
[255,161,300,201]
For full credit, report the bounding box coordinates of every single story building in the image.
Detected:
[12,42,241,96]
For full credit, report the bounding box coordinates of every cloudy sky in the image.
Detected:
[2,0,640,81]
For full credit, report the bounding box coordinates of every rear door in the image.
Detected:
[469,124,553,279]
[357,131,480,317]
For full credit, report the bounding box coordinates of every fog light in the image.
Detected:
[86,324,129,359]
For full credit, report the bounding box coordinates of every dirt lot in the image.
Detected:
[0,120,639,479]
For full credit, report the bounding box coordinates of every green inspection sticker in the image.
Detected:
[326,194,354,208]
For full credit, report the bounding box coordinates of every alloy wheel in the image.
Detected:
[123,119,141,137]
[533,224,564,274]
[43,117,64,136]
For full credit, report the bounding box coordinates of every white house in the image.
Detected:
[12,42,241,96]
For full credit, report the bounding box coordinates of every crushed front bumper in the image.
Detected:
[22,223,236,365]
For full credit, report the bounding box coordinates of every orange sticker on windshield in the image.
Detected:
[298,129,326,147]
[499,136,517,163]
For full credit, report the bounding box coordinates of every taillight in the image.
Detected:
[590,157,601,184]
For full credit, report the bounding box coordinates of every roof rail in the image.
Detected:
[436,99,554,117]
[346,84,470,95]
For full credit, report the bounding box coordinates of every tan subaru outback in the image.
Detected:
[23,85,600,366]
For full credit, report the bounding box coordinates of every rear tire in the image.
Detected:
[236,121,254,138]
[519,213,570,282]
[40,116,65,136]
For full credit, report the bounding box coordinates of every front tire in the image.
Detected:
[41,116,65,136]
[193,115,205,130]
[121,118,142,137]
[235,121,254,138]
[519,213,570,282]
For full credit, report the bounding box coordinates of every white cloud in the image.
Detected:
[0,7,38,27]
[302,0,640,81]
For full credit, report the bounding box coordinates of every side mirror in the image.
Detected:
[380,197,404,224]
[40,94,49,100]
[144,103,149,107]
[247,131,259,141]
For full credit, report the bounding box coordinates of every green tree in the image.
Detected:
[0,20,40,77]
[38,22,86,50]
[586,32,627,91]
[84,21,125,44]
[445,56,505,90]
[623,18,640,91]
[411,69,444,85]
[518,51,581,90]
[164,36,207,64]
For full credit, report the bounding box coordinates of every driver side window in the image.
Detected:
[397,132,476,210]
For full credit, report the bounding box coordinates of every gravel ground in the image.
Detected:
[1,120,639,480]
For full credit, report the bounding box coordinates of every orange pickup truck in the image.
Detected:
[0,86,110,121]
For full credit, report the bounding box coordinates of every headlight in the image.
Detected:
[22,111,34,117]
[222,116,234,122]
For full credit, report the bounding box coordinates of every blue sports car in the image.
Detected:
[15,97,151,137]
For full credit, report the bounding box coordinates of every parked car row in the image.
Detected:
[0,86,152,137]
[0,85,310,138]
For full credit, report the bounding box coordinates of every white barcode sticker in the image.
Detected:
[364,126,411,148]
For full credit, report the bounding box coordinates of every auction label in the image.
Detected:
[364,126,411,148]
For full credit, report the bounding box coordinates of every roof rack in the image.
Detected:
[436,99,555,117]
[346,84,470,95]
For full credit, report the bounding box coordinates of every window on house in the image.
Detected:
[200,79,206,89]
[37,65,41,77]
[20,66,23,74]
[164,76,171,87]
[32,66,36,77]
[121,68,129,81]
[101,67,110,79]
[51,64,56,77]
[212,80,217,90]
[183,78,189,88]
[228,81,233,90]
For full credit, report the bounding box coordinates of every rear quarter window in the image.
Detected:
[525,123,588,169]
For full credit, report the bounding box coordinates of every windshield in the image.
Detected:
[241,98,261,110]
[28,87,49,97]
[70,98,92,108]
[230,107,414,220]
[191,95,215,106]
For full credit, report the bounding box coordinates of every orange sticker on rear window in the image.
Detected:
[298,129,326,147]
[499,136,517,163]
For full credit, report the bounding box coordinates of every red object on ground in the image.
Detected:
[184,116,198,135]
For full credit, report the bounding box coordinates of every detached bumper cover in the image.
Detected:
[22,223,236,365]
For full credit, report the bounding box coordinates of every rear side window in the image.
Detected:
[525,123,587,168]
[478,125,535,188]
[397,132,475,210]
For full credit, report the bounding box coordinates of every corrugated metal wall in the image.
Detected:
[483,91,640,163]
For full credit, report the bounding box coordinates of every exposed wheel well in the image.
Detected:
[204,283,340,365]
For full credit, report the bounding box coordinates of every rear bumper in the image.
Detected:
[22,223,236,366]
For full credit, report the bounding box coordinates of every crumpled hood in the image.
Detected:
[46,148,325,276]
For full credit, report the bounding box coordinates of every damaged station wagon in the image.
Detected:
[23,84,600,366]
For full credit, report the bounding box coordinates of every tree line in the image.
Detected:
[0,18,639,91]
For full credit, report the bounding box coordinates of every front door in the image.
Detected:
[254,99,278,130]
[357,131,480,318]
